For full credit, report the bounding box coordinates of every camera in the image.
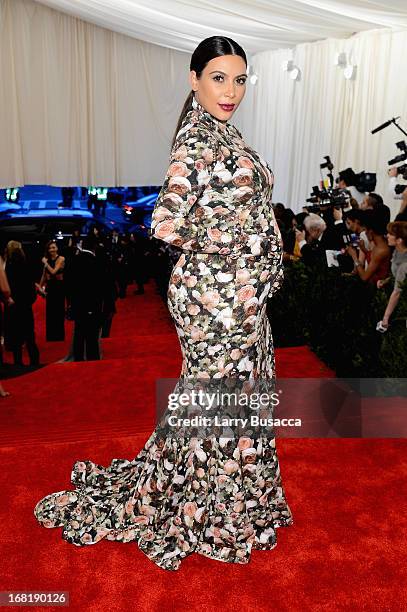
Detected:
[343,232,359,248]
[388,141,407,195]
[388,141,407,166]
[305,156,352,211]
[355,171,376,193]
[306,157,376,212]
[306,185,350,210]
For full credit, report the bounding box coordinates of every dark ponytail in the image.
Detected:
[171,90,194,150]
[171,36,247,150]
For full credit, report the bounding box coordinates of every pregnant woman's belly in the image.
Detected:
[167,251,282,379]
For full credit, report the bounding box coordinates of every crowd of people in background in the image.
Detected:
[0,225,171,396]
[275,181,407,333]
[1,171,407,396]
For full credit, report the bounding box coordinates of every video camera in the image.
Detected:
[306,156,377,212]
[305,156,351,212]
[388,141,407,195]
[306,184,350,209]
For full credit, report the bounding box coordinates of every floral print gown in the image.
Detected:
[33,96,293,571]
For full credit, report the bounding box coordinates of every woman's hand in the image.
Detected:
[41,257,48,265]
[345,245,357,260]
[295,229,305,243]
[358,239,368,254]
[377,277,391,289]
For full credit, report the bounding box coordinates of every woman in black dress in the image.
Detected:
[3,241,40,366]
[0,254,11,395]
[38,241,66,341]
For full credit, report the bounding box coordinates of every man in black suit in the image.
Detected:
[65,235,105,361]
[295,212,345,266]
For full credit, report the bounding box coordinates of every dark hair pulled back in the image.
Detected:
[171,36,247,149]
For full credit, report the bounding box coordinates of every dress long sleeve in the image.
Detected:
[151,127,253,256]
[32,97,293,571]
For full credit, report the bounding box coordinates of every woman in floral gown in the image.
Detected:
[34,36,293,571]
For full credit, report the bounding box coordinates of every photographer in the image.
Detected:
[345,211,391,284]
[387,167,406,221]
[295,212,344,267]
[338,168,365,206]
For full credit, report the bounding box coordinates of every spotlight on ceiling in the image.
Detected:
[282,60,294,72]
[289,67,301,81]
[334,52,347,68]
[282,60,301,81]
[247,64,259,85]
[344,64,357,80]
[334,52,357,80]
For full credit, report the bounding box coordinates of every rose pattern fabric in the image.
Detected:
[33,97,293,571]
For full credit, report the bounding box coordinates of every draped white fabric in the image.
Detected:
[1,0,406,200]
[35,0,407,53]
[235,27,407,212]
[0,0,190,187]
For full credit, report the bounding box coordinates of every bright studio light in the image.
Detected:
[344,65,357,80]
[247,64,259,85]
[282,60,294,72]
[334,51,357,80]
[289,67,301,81]
[282,59,301,81]
[334,52,347,67]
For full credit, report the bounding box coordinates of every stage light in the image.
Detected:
[97,188,108,200]
[344,65,357,80]
[282,60,301,81]
[282,60,294,72]
[6,187,19,202]
[334,51,357,80]
[247,64,259,85]
[290,68,301,80]
[334,52,347,67]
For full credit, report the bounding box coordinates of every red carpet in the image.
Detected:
[1,282,406,611]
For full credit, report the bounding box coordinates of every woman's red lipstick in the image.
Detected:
[219,103,235,112]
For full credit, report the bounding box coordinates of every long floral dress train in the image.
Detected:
[33,96,294,571]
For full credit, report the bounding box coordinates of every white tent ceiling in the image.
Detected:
[35,0,407,54]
